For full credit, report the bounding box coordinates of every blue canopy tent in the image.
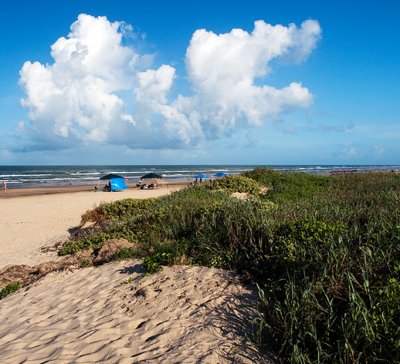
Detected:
[110,177,128,192]
[213,172,229,177]
[100,173,124,180]
[193,173,209,179]
[100,174,128,192]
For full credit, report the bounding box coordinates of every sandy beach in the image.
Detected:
[0,185,269,363]
[0,185,185,269]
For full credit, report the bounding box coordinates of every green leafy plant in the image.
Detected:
[142,252,174,274]
[0,282,21,299]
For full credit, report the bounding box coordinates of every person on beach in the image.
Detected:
[103,181,111,192]
[136,178,144,188]
[2,181,7,191]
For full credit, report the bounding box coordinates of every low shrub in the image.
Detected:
[58,232,113,255]
[100,198,157,220]
[212,175,263,195]
[142,252,174,274]
[112,247,141,260]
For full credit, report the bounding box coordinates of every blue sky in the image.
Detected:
[0,0,399,165]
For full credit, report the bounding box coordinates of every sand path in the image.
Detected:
[0,260,267,363]
[0,188,178,269]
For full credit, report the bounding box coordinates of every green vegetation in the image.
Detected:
[80,259,92,268]
[142,252,174,273]
[0,282,21,299]
[58,169,400,363]
[244,167,330,202]
[212,174,264,194]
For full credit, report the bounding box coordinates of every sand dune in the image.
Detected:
[0,186,270,362]
[0,260,269,363]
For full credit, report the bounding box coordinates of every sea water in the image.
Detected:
[0,165,399,188]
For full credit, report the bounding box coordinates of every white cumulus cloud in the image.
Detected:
[18,15,321,151]
[183,19,320,133]
[19,14,138,147]
[135,65,175,113]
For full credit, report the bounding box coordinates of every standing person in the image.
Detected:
[2,181,7,191]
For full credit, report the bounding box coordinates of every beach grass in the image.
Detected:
[58,168,400,363]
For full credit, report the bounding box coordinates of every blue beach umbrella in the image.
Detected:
[213,172,229,177]
[141,172,163,179]
[100,173,124,180]
[193,173,209,179]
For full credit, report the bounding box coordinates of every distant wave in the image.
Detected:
[0,173,53,177]
[69,172,102,176]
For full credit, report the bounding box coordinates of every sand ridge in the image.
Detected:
[0,260,269,363]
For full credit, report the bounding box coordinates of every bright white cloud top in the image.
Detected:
[19,14,321,151]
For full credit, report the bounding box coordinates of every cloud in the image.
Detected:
[18,15,321,151]
[182,19,319,134]
[19,14,138,148]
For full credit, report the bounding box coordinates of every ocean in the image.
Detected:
[0,165,399,189]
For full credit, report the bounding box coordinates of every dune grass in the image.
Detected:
[58,168,400,363]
